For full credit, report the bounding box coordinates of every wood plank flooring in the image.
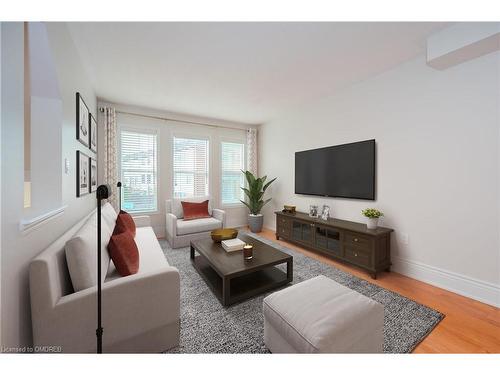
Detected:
[257,228,500,353]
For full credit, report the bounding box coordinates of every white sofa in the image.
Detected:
[29,203,180,353]
[165,196,226,248]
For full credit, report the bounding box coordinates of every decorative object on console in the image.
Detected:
[90,157,97,193]
[76,92,90,147]
[283,205,296,213]
[211,228,238,243]
[76,150,90,197]
[181,200,211,221]
[243,243,254,260]
[362,208,384,230]
[320,205,330,220]
[309,205,318,218]
[240,170,276,233]
[89,114,98,153]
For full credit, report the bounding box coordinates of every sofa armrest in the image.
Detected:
[132,215,151,228]
[37,267,180,352]
[166,212,177,237]
[212,209,226,228]
[133,215,151,228]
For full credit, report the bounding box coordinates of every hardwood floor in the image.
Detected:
[257,228,500,353]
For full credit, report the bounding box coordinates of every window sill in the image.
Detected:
[20,205,67,235]
[221,203,245,209]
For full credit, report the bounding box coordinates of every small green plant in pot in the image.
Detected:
[362,208,384,230]
[240,171,277,233]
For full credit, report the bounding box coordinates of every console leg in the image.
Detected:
[371,272,377,280]
[275,233,280,240]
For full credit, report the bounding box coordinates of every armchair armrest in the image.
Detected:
[133,215,151,228]
[212,208,226,228]
[166,212,177,237]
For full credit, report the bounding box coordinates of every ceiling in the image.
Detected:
[67,22,449,124]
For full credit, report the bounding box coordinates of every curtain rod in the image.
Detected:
[99,107,250,132]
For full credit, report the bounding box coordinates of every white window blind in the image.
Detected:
[173,137,209,198]
[221,142,245,205]
[120,130,158,213]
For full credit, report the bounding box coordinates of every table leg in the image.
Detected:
[287,260,293,282]
[190,244,195,260]
[222,277,231,306]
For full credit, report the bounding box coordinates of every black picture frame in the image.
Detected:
[77,150,90,197]
[89,114,98,154]
[89,157,98,193]
[76,92,90,147]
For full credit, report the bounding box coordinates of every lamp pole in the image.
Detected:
[96,184,111,353]
[117,181,122,211]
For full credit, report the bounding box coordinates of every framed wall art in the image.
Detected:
[77,150,90,197]
[90,157,98,193]
[89,114,98,153]
[76,92,90,147]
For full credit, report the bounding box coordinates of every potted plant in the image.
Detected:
[362,208,384,230]
[240,171,277,233]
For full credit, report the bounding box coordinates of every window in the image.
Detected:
[120,130,158,213]
[221,141,245,205]
[173,137,209,198]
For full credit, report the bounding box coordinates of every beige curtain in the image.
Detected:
[247,128,258,175]
[103,107,118,210]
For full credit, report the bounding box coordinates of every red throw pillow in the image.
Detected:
[182,200,210,221]
[108,231,139,276]
[115,210,136,237]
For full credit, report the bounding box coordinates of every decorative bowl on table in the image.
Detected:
[211,228,238,243]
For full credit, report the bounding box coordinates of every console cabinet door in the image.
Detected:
[291,220,314,245]
[277,216,291,238]
[314,224,342,257]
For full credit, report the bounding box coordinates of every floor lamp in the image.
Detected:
[117,181,122,211]
[96,184,111,353]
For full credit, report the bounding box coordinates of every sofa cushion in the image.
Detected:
[181,200,211,221]
[106,227,169,282]
[176,217,222,236]
[101,202,118,229]
[263,275,384,353]
[108,230,139,276]
[116,210,136,237]
[65,213,112,292]
[172,196,212,219]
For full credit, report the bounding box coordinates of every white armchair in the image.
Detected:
[166,196,226,248]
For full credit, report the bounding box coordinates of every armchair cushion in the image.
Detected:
[176,217,222,236]
[172,196,212,219]
[181,200,211,221]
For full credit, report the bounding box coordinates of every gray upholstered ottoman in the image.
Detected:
[263,275,384,353]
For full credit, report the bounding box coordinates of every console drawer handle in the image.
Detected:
[353,238,359,242]
[354,252,358,257]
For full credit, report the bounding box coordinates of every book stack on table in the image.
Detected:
[221,238,246,252]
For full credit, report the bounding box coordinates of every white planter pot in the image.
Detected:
[366,217,378,230]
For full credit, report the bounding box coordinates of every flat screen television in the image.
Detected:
[295,139,375,200]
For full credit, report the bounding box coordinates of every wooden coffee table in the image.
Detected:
[190,233,293,306]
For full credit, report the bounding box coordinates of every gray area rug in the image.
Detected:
[162,233,444,353]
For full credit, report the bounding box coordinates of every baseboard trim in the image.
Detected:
[391,256,500,308]
[263,225,499,308]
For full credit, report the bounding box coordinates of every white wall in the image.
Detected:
[97,102,255,237]
[1,22,97,348]
[260,52,500,306]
